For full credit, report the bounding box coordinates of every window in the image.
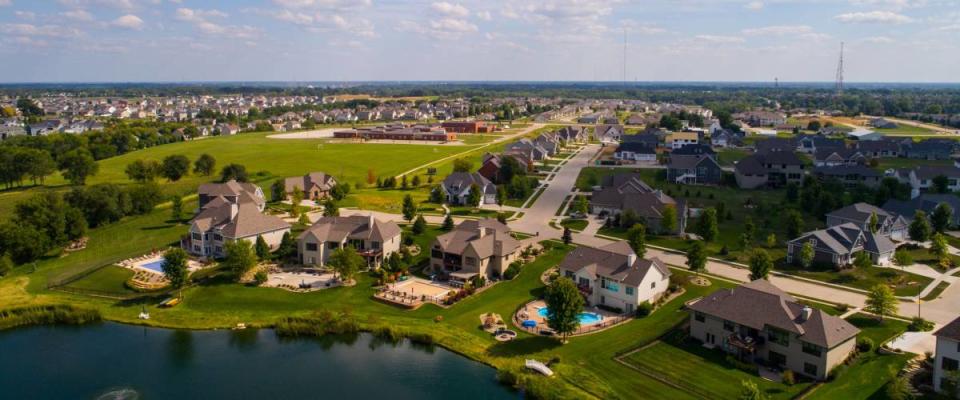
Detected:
[431,249,443,258]
[767,327,790,347]
[565,271,575,279]
[603,279,619,292]
[328,242,339,249]
[723,321,735,332]
[943,357,959,371]
[192,233,202,240]
[213,233,222,241]
[626,287,634,295]
[578,277,590,287]
[651,281,656,289]
[465,257,476,266]
[694,312,705,323]
[305,242,318,251]
[804,363,818,377]
[802,342,823,357]
[768,351,787,366]
[370,241,380,249]
[214,246,222,254]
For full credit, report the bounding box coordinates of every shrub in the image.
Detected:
[828,364,848,381]
[909,316,935,332]
[503,262,522,280]
[782,369,796,386]
[857,337,875,353]
[253,271,268,285]
[548,355,561,365]
[496,368,520,387]
[835,303,851,313]
[403,234,414,246]
[724,355,759,374]
[636,301,653,318]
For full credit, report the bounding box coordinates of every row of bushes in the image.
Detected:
[496,367,580,400]
[274,310,435,347]
[0,304,101,331]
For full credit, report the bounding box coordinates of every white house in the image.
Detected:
[558,241,671,315]
[935,317,960,395]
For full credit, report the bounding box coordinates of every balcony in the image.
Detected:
[728,333,763,353]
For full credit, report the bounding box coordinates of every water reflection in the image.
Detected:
[167,330,193,367]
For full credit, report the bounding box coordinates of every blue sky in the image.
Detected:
[1,0,958,82]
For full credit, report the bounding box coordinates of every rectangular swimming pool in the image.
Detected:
[139,260,164,273]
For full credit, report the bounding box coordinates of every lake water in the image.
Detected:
[0,323,518,400]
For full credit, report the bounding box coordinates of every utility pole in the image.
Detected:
[623,27,627,87]
[835,42,845,95]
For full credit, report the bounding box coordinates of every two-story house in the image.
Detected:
[297,214,402,268]
[558,241,670,315]
[934,316,960,395]
[734,151,806,189]
[825,202,908,241]
[688,279,860,380]
[284,172,338,201]
[589,173,687,234]
[441,172,497,206]
[785,222,896,268]
[666,154,723,185]
[429,219,520,283]
[184,196,290,259]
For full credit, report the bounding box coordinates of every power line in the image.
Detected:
[835,42,845,95]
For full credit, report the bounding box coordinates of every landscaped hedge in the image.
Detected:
[0,304,101,331]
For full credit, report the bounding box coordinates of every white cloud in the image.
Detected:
[272,9,314,25]
[62,9,95,22]
[14,10,35,20]
[398,17,477,39]
[742,25,812,36]
[744,1,764,10]
[0,23,82,38]
[174,8,227,23]
[834,10,913,24]
[848,0,926,12]
[861,36,895,43]
[475,10,492,21]
[695,34,745,43]
[937,24,960,31]
[431,2,469,17]
[271,0,370,10]
[111,14,144,30]
[0,0,12,6]
[327,15,376,38]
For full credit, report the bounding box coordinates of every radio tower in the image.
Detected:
[622,27,627,87]
[835,42,845,95]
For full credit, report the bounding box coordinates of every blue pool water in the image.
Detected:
[140,260,165,273]
[537,307,602,324]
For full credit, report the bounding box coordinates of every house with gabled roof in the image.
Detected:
[666,155,723,185]
[198,179,266,211]
[734,151,806,189]
[284,172,338,201]
[429,219,520,283]
[688,279,859,380]
[558,241,671,315]
[441,172,497,206]
[812,165,883,188]
[297,214,401,268]
[613,142,657,164]
[505,138,549,161]
[814,147,866,167]
[825,202,907,241]
[786,222,896,267]
[594,123,624,144]
[184,182,290,258]
[589,173,686,234]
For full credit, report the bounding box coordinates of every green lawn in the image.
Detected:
[874,124,937,136]
[898,245,960,270]
[923,281,950,301]
[777,264,932,297]
[846,313,909,346]
[874,157,954,170]
[622,331,811,400]
[62,265,136,295]
[560,218,588,231]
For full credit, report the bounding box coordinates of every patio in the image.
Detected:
[374,277,454,308]
[513,299,628,337]
[119,251,206,290]
[264,270,339,292]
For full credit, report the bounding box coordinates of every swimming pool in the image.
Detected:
[536,307,602,325]
[139,259,165,273]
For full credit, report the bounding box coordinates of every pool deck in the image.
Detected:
[374,277,455,308]
[120,252,206,275]
[513,299,629,337]
[264,271,338,291]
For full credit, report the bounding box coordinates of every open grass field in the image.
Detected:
[777,263,932,297]
[874,124,938,136]
[62,265,135,295]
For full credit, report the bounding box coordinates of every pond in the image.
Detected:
[0,323,518,400]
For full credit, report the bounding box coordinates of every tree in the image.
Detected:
[572,195,589,216]
[398,210,420,233]
[22,148,56,185]
[544,277,585,343]
[749,249,773,280]
[270,179,285,202]
[909,210,931,242]
[255,235,271,260]
[0,255,12,277]
[452,158,473,172]
[785,210,803,239]
[366,168,376,186]
[58,148,99,185]
[401,175,408,189]
[402,194,416,222]
[660,204,677,234]
[161,248,190,297]
[893,249,913,267]
[219,163,248,182]
[744,217,756,243]
[865,284,897,321]
[854,251,873,269]
[697,208,719,242]
[170,195,183,222]
[466,183,482,206]
[766,233,777,249]
[442,213,454,230]
[626,224,646,258]
[126,183,163,215]
[330,183,350,201]
[785,182,799,203]
[429,185,445,203]
[160,155,190,182]
[932,232,950,267]
[125,159,160,182]
[290,187,303,218]
[866,211,880,233]
[562,226,572,245]
[933,175,950,194]
[806,120,822,131]
[411,175,421,187]
[322,198,338,217]
[277,231,297,261]
[932,202,953,233]
[328,247,364,283]
[739,380,767,400]
[222,240,257,281]
[0,224,50,264]
[686,241,707,277]
[193,153,216,176]
[799,241,815,268]
[16,98,43,116]
[884,370,911,400]
[496,185,506,208]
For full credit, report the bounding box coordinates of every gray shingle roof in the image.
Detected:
[559,241,670,287]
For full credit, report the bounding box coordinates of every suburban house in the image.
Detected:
[429,219,520,283]
[284,172,338,201]
[555,126,587,143]
[505,138,550,161]
[734,151,806,189]
[902,141,953,160]
[755,137,797,154]
[688,279,859,380]
[870,118,899,129]
[813,148,866,167]
[590,174,687,234]
[595,124,624,144]
[534,133,561,155]
[934,316,960,395]
[184,183,291,258]
[613,142,657,164]
[797,136,844,155]
[905,166,960,194]
[558,241,671,315]
[621,132,660,148]
[666,131,699,150]
[856,140,900,158]
[711,128,742,148]
[297,215,402,268]
[478,153,534,183]
[670,143,716,158]
[825,202,908,241]
[198,180,266,212]
[786,223,896,267]
[733,111,787,127]
[441,172,497,206]
[884,194,960,229]
[812,166,883,188]
[666,155,723,185]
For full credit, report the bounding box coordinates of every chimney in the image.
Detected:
[368,214,375,228]
[626,252,637,266]
[800,306,812,322]
[477,227,486,238]
[229,203,239,220]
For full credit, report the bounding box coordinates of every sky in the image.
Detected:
[0,0,958,83]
